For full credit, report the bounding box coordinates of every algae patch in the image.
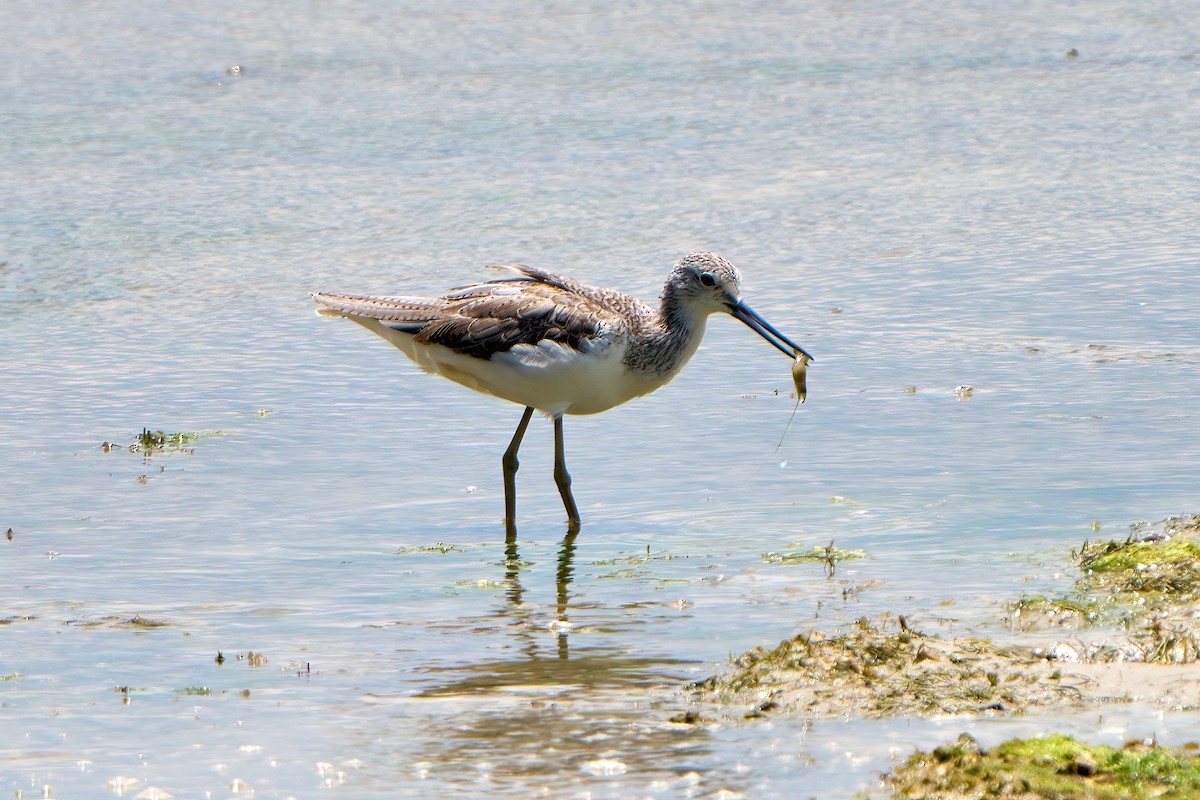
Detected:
[103,428,229,457]
[692,616,1080,718]
[1010,514,1200,664]
[762,539,866,578]
[695,513,1200,725]
[882,733,1200,800]
[396,542,466,555]
[763,545,867,565]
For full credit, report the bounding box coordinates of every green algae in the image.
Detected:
[1083,536,1200,575]
[1009,594,1109,626]
[396,542,465,555]
[127,428,227,455]
[453,578,504,589]
[883,733,1200,799]
[762,545,868,564]
[1009,514,1200,663]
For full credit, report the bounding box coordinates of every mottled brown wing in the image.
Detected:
[415,281,614,359]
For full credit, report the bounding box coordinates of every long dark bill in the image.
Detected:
[729,300,814,361]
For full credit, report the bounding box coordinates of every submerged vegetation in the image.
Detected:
[136,428,202,452]
[396,542,465,555]
[763,543,867,565]
[1010,514,1200,663]
[102,428,228,456]
[882,733,1200,800]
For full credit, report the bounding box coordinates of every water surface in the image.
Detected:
[3,1,1200,797]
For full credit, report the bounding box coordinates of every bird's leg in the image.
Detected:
[502,406,535,540]
[553,414,582,531]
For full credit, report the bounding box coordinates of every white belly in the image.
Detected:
[348,315,674,416]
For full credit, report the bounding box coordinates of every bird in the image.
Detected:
[312,251,812,534]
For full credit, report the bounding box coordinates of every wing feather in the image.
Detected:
[313,272,626,360]
[417,282,616,358]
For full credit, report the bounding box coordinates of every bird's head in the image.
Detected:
[668,251,812,361]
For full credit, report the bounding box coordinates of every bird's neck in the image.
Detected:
[623,292,709,377]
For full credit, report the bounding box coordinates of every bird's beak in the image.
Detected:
[728,300,813,361]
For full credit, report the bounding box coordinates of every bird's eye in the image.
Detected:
[699,272,717,287]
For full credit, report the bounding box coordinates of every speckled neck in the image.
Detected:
[621,282,708,378]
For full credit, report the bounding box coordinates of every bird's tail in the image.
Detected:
[311,292,440,332]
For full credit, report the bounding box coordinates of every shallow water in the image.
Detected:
[4,1,1200,797]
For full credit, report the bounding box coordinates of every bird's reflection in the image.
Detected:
[502,524,579,661]
[416,522,693,697]
[399,525,726,793]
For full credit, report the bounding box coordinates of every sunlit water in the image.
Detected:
[3,1,1200,797]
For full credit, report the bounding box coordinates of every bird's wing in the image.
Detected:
[417,281,618,359]
[485,263,590,293]
[313,278,622,360]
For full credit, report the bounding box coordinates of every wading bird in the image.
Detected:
[312,251,811,534]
